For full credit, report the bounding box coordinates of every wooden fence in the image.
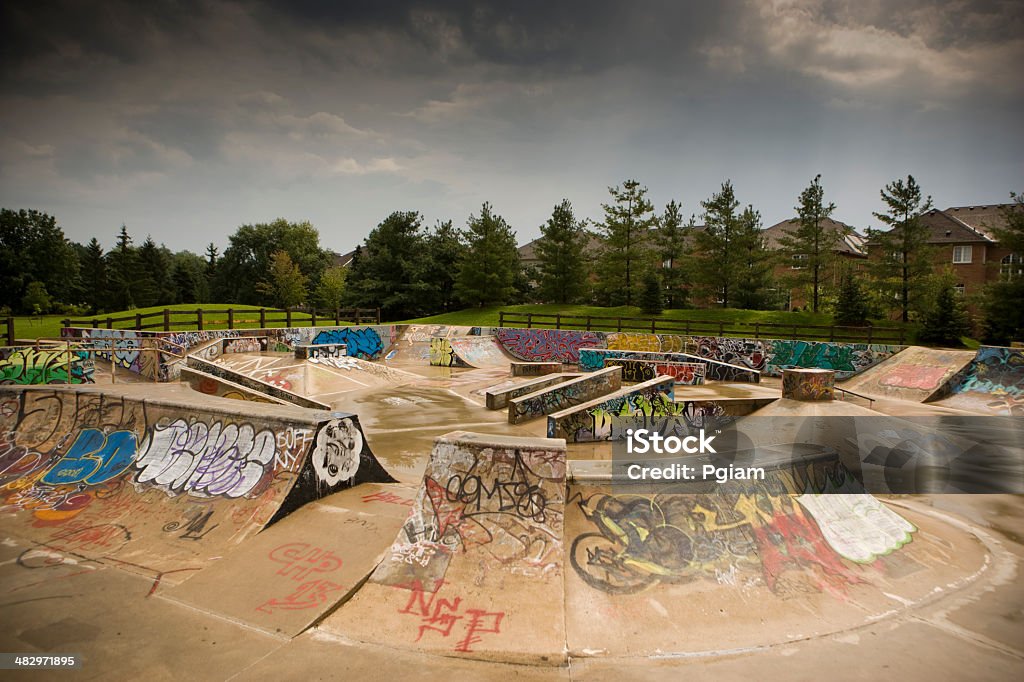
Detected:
[1,316,13,346]
[62,307,381,332]
[497,311,907,345]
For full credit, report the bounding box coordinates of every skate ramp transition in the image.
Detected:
[840,345,976,403]
[0,385,394,583]
[930,345,1023,416]
[429,335,515,369]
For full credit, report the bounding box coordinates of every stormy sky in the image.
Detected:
[2,0,1022,254]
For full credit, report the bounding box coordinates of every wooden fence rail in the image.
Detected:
[497,311,907,345]
[61,306,381,332]
[2,316,13,346]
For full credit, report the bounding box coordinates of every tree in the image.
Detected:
[919,276,972,346]
[344,211,427,320]
[869,175,934,322]
[639,270,663,315]
[833,266,871,325]
[693,181,742,307]
[171,251,209,304]
[136,236,172,307]
[595,179,656,306]
[216,219,331,305]
[732,205,774,310]
[22,281,51,315]
[777,174,840,312]
[455,202,520,306]
[981,192,1024,343]
[536,199,588,304]
[105,225,147,310]
[656,201,691,309]
[204,242,219,300]
[80,238,108,313]
[0,208,79,312]
[316,266,348,316]
[418,220,466,313]
[256,250,308,308]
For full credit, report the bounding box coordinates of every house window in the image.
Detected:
[663,258,672,269]
[1002,253,1023,282]
[791,254,807,270]
[952,245,972,264]
[954,283,966,295]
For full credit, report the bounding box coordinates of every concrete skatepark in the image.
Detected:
[1,323,1022,679]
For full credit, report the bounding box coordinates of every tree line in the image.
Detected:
[2,175,1021,344]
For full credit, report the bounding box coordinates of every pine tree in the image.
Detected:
[981,192,1024,344]
[81,238,108,313]
[834,267,871,325]
[595,179,656,306]
[693,181,741,307]
[137,236,171,307]
[732,205,774,309]
[455,202,520,307]
[919,280,971,346]
[105,225,144,310]
[639,270,663,315]
[536,199,588,304]
[419,220,466,313]
[777,174,840,312]
[656,201,691,309]
[343,211,426,319]
[204,243,219,300]
[869,175,934,322]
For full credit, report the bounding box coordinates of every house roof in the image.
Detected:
[942,204,1019,241]
[761,217,868,257]
[867,203,1020,245]
[518,231,604,262]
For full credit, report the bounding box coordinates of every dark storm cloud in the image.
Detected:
[0,1,1021,252]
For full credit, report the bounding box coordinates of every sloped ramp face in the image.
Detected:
[321,431,568,665]
[0,386,394,583]
[931,345,1024,416]
[840,346,976,403]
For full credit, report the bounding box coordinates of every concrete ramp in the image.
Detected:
[508,365,622,424]
[0,385,394,582]
[929,345,1023,416]
[841,346,976,403]
[162,481,415,636]
[385,324,459,365]
[320,431,567,664]
[430,335,515,369]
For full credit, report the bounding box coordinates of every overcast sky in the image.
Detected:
[2,0,1022,255]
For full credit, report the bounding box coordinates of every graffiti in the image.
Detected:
[879,365,949,390]
[256,542,345,614]
[0,348,95,385]
[362,490,416,507]
[781,369,835,401]
[495,328,604,364]
[570,476,875,598]
[508,367,622,424]
[654,363,704,385]
[297,343,346,360]
[766,340,899,380]
[275,427,314,469]
[307,356,359,370]
[49,522,132,556]
[313,328,383,360]
[374,436,565,587]
[688,336,767,371]
[429,338,462,367]
[957,346,1024,397]
[580,348,757,383]
[444,337,508,368]
[310,419,361,486]
[548,389,726,443]
[40,429,137,485]
[135,418,276,498]
[511,361,561,377]
[397,579,505,653]
[606,333,685,353]
[162,508,219,540]
[604,359,705,385]
[796,494,915,562]
[223,337,268,354]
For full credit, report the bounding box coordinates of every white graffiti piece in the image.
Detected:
[275,427,313,469]
[311,419,361,486]
[136,419,276,498]
[391,542,440,567]
[796,493,916,563]
[308,356,359,370]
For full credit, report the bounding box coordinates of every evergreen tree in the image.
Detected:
[136,236,171,306]
[343,211,427,320]
[536,199,588,304]
[981,192,1024,344]
[256,250,308,308]
[595,179,656,306]
[639,270,664,315]
[455,202,520,307]
[418,220,466,313]
[106,225,145,310]
[80,238,108,313]
[732,205,774,310]
[656,201,691,309]
[777,174,840,312]
[204,243,219,300]
[834,266,871,325]
[693,181,742,307]
[868,175,934,322]
[919,278,971,346]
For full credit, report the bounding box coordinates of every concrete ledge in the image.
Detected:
[179,366,290,405]
[484,373,581,410]
[508,366,622,424]
[221,336,269,354]
[186,355,330,410]
[604,358,705,385]
[511,361,562,377]
[295,343,346,360]
[547,375,675,441]
[782,368,835,401]
[579,348,760,383]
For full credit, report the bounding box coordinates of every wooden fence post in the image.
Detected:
[106,317,113,329]
[555,314,561,330]
[164,309,171,331]
[586,316,592,331]
[355,309,362,325]
[196,308,204,331]
[259,308,266,328]
[526,313,533,329]
[310,309,317,328]
[228,309,234,329]
[5,316,14,345]
[334,308,340,326]
[499,311,505,327]
[286,308,292,328]
[135,313,142,329]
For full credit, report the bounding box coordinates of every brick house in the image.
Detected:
[761,217,868,310]
[866,204,1022,302]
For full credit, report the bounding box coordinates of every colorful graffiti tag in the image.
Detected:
[495,328,603,364]
[0,348,95,385]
